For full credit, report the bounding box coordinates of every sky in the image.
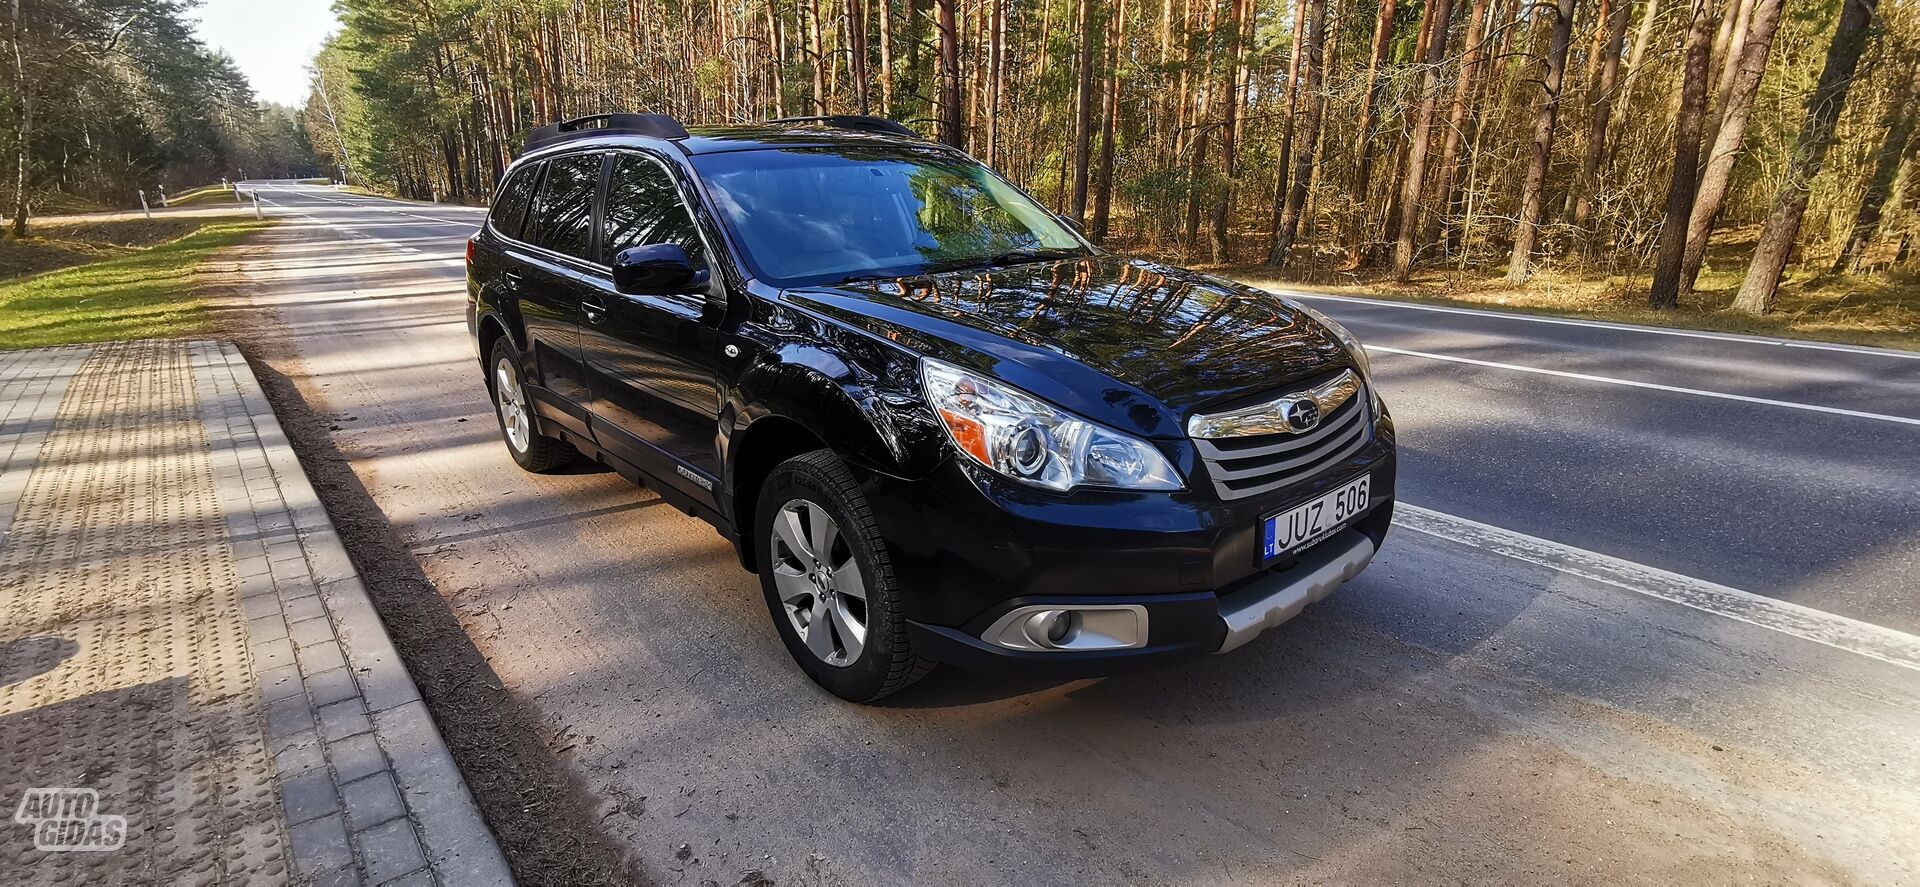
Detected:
[189,0,340,107]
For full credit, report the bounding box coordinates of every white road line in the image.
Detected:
[1273,289,1920,361]
[249,185,480,227]
[1397,504,1920,672]
[1370,344,1920,427]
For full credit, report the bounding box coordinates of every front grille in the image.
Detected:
[1191,384,1373,500]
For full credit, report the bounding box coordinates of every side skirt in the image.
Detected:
[544,422,739,547]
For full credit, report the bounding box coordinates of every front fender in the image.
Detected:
[729,318,947,482]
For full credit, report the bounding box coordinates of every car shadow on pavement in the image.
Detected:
[0,636,78,689]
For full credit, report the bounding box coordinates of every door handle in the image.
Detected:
[581,298,607,324]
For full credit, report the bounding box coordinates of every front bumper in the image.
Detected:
[901,508,1390,679]
[863,427,1396,679]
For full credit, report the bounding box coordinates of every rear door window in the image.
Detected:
[489,162,541,239]
[526,152,602,260]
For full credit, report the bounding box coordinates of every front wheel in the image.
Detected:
[755,450,933,702]
[489,338,576,472]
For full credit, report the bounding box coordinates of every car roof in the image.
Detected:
[679,124,937,155]
[515,123,942,164]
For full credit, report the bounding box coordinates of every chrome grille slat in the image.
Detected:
[1214,431,1372,499]
[1188,378,1375,501]
[1201,417,1368,481]
[1193,395,1366,463]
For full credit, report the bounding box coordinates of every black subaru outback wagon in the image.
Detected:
[468,113,1396,702]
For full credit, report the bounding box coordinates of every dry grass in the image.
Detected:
[0,189,108,216]
[1225,265,1919,352]
[163,184,245,207]
[1211,227,1919,352]
[1,218,212,280]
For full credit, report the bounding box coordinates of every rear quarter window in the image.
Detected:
[489,163,541,239]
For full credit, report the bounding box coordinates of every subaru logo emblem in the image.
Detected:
[1284,398,1321,432]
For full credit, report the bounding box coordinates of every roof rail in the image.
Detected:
[525,113,690,152]
[768,115,919,139]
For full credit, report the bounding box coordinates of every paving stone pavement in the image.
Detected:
[0,340,511,886]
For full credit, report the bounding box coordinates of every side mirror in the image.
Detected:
[612,243,709,295]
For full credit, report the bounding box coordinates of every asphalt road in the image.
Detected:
[234,181,1920,884]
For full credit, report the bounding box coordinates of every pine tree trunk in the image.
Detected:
[1346,0,1400,264]
[1390,0,1457,280]
[1092,0,1128,241]
[1623,0,1658,88]
[1505,0,1578,283]
[1070,0,1098,225]
[875,0,892,115]
[1647,0,1715,309]
[1677,0,1783,291]
[937,0,963,146]
[1732,0,1875,314]
[1832,56,1920,274]
[1210,0,1250,262]
[1183,0,1222,255]
[1266,0,1309,263]
[1711,0,1753,108]
[809,0,829,112]
[8,0,29,239]
[850,0,870,113]
[1426,0,1494,255]
[771,0,790,117]
[1268,0,1328,269]
[984,0,1002,161]
[1568,0,1632,238]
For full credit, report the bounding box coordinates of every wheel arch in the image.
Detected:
[726,414,832,574]
[725,354,944,572]
[474,310,527,388]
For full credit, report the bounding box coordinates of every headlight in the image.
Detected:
[1293,302,1371,379]
[920,358,1183,492]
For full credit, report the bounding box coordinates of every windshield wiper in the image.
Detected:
[925,247,1088,275]
[985,247,1088,266]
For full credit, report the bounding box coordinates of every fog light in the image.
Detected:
[982,604,1148,652]
[1044,610,1074,642]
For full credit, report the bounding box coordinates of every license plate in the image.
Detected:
[1262,475,1370,561]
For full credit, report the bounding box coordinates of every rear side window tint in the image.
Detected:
[489,163,541,239]
[527,153,601,260]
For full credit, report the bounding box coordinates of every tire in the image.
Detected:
[488,337,576,473]
[755,449,935,702]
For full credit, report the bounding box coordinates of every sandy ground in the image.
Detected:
[200,184,1920,885]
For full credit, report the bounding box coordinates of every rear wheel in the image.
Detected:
[489,337,576,472]
[755,450,933,702]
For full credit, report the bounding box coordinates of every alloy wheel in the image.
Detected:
[494,357,531,452]
[769,498,868,667]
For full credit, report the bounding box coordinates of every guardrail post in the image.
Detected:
[137,190,152,220]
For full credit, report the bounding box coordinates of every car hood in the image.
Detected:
[782,254,1355,439]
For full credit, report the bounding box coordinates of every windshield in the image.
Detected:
[690,146,1087,286]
